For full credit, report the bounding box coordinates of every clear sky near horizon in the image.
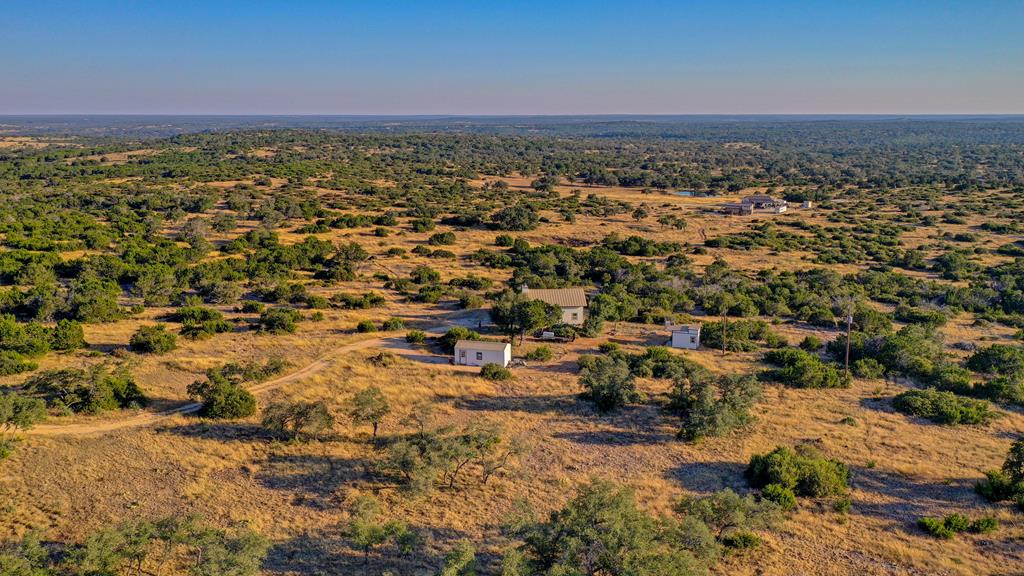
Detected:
[2,0,1022,115]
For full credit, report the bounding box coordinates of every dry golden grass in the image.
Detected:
[2,176,1023,574]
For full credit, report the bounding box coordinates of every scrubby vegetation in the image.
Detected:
[2,118,1024,574]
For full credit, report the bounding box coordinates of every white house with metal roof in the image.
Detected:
[521,286,588,326]
[454,339,512,367]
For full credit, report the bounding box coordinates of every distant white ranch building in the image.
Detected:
[668,324,701,350]
[454,340,511,367]
[522,286,588,326]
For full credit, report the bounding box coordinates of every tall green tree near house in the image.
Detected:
[489,291,561,344]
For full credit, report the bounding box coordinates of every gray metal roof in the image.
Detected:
[522,287,587,308]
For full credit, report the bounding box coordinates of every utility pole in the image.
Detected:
[844,313,853,375]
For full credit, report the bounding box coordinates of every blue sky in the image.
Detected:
[2,0,1022,114]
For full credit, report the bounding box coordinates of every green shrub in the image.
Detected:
[524,346,553,362]
[439,327,480,354]
[799,335,822,351]
[406,330,427,344]
[761,483,797,511]
[258,308,302,334]
[578,354,639,411]
[0,351,38,376]
[762,348,849,389]
[721,531,761,550]
[240,300,264,313]
[918,513,992,539]
[974,470,1022,502]
[480,363,513,381]
[427,231,456,245]
[892,388,995,425]
[597,342,620,354]
[22,366,146,414]
[356,320,378,333]
[852,358,886,378]
[918,516,957,539]
[187,371,257,419]
[129,325,178,354]
[746,445,849,498]
[970,516,999,534]
[50,319,86,351]
[382,317,405,331]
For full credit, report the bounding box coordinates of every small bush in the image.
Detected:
[892,388,994,425]
[746,445,849,498]
[762,348,850,389]
[799,335,823,351]
[129,325,178,354]
[439,327,480,354]
[524,346,553,362]
[970,516,999,534]
[852,358,886,378]
[0,351,38,376]
[406,330,427,344]
[597,342,620,354]
[975,470,1023,502]
[356,320,378,333]
[761,483,797,511]
[50,319,86,351]
[187,371,257,419]
[721,531,761,550]
[240,300,265,313]
[918,513,993,539]
[382,317,405,331]
[258,308,302,334]
[480,363,513,381]
[918,516,957,539]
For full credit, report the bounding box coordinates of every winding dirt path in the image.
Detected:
[26,311,485,437]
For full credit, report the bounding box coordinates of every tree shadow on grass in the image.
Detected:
[439,392,587,417]
[263,524,480,576]
[156,421,273,442]
[254,453,370,510]
[552,403,678,446]
[848,465,982,525]
[666,460,751,494]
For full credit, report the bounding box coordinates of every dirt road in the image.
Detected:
[25,310,489,437]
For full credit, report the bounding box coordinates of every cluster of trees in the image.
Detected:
[746,445,850,509]
[501,478,784,575]
[0,516,268,575]
[381,418,524,495]
[577,346,762,441]
[186,359,286,419]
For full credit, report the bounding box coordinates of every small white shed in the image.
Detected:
[669,324,701,350]
[454,340,512,367]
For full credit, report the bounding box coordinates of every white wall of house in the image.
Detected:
[454,343,511,367]
[560,306,586,326]
[671,330,700,350]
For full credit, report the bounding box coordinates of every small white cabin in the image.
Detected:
[669,324,701,350]
[454,340,512,367]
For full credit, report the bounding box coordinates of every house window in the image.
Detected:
[459,350,466,358]
[571,312,579,321]
[690,337,697,344]
[476,352,483,361]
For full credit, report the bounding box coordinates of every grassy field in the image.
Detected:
[1,129,1023,575]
